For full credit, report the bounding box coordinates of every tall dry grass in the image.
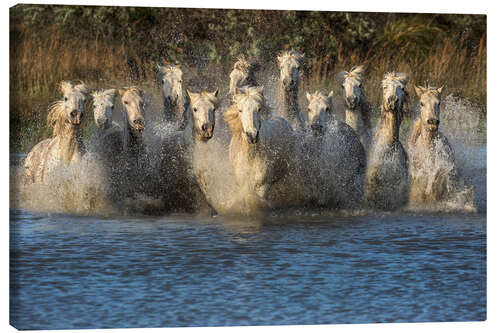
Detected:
[303,36,486,110]
[10,31,485,152]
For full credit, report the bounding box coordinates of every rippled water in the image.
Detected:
[10,94,486,329]
[10,209,486,330]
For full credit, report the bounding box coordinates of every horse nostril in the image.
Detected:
[246,132,257,143]
[71,110,78,117]
[202,124,207,132]
[311,124,323,133]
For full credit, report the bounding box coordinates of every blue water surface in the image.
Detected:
[10,210,486,329]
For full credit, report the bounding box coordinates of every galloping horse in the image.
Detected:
[365,72,410,210]
[24,81,88,183]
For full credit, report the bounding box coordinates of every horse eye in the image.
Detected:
[161,79,164,84]
[420,102,424,107]
[64,97,68,101]
[124,101,128,105]
[193,108,197,112]
[239,109,242,113]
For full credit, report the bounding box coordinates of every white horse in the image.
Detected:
[336,65,372,149]
[24,81,88,183]
[225,86,294,209]
[364,72,410,210]
[150,88,221,213]
[277,50,306,129]
[229,54,257,95]
[407,84,474,210]
[91,89,123,158]
[299,90,366,208]
[157,64,189,129]
[117,87,146,157]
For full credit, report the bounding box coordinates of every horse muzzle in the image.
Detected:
[346,96,358,109]
[133,119,144,132]
[164,95,176,107]
[426,118,440,132]
[311,124,324,136]
[96,118,108,129]
[282,78,296,91]
[70,110,83,125]
[200,123,214,141]
[385,96,398,111]
[245,131,259,144]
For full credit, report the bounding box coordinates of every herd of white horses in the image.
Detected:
[22,50,474,214]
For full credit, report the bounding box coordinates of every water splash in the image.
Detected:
[10,89,485,217]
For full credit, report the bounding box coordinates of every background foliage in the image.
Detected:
[10,5,486,152]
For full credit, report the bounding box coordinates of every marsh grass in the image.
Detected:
[10,20,486,152]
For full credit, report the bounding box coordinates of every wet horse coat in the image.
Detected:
[24,81,88,183]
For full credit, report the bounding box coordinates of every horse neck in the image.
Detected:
[346,97,371,135]
[163,91,187,124]
[123,124,144,156]
[57,123,85,163]
[227,111,253,160]
[377,106,402,144]
[418,120,438,148]
[278,84,300,124]
[345,107,363,134]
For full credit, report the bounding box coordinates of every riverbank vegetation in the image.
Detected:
[10,5,486,152]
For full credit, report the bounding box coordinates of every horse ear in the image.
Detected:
[336,71,348,85]
[157,64,168,74]
[397,73,410,86]
[212,88,219,98]
[186,89,195,102]
[104,89,117,97]
[306,92,312,102]
[437,86,444,96]
[118,88,127,97]
[277,52,283,63]
[60,81,73,94]
[414,85,424,98]
[74,82,89,95]
[327,90,334,101]
[351,65,365,77]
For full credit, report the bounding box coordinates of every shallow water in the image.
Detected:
[10,94,487,329]
[10,209,485,329]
